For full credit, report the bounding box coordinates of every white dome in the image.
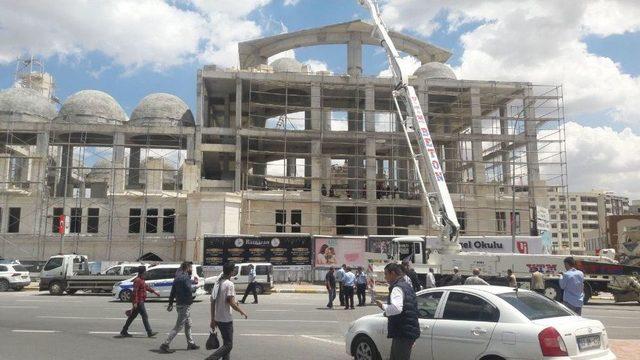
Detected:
[413,62,457,80]
[0,87,57,123]
[271,58,303,73]
[55,90,127,125]
[130,93,194,127]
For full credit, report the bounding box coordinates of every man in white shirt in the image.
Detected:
[375,263,420,360]
[464,268,489,285]
[206,262,248,360]
[425,268,436,288]
[335,264,346,307]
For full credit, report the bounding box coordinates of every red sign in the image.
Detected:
[58,215,65,235]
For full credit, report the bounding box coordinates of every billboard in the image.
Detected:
[458,236,542,254]
[203,234,312,270]
[315,236,367,268]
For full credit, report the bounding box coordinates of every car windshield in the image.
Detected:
[12,265,28,272]
[498,291,572,320]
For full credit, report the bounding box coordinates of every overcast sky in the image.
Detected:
[1,0,639,199]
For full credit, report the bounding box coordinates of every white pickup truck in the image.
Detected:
[39,254,131,295]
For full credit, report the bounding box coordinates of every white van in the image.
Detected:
[204,263,273,295]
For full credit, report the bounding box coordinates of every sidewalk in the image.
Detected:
[610,340,640,360]
[273,283,389,296]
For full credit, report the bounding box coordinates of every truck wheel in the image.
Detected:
[255,284,264,295]
[49,282,64,295]
[544,283,562,302]
[119,289,132,302]
[66,289,78,295]
[0,279,9,292]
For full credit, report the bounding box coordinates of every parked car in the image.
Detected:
[112,263,205,302]
[0,263,31,292]
[204,262,273,295]
[345,285,616,360]
[101,263,147,276]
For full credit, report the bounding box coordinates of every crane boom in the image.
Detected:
[359,0,460,252]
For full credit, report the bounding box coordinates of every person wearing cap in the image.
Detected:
[447,266,463,285]
[120,266,160,338]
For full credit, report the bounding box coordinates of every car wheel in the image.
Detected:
[49,282,64,295]
[0,279,9,292]
[544,283,562,302]
[255,284,264,295]
[119,289,132,302]
[353,336,381,360]
[66,289,77,295]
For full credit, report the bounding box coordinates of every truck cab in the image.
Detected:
[389,237,426,265]
[39,255,90,293]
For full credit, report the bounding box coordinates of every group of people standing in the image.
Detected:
[325,264,373,309]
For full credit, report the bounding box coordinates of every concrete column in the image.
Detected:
[367,205,377,235]
[235,78,243,129]
[366,138,377,201]
[524,87,541,214]
[347,34,362,77]
[286,157,297,177]
[112,132,125,194]
[29,132,49,192]
[0,153,9,190]
[235,134,242,192]
[56,145,73,197]
[499,106,511,185]
[145,158,163,194]
[186,135,195,161]
[324,109,332,132]
[398,158,408,199]
[128,147,140,188]
[470,88,486,191]
[224,94,230,128]
[364,84,375,132]
[311,84,321,131]
[311,141,322,202]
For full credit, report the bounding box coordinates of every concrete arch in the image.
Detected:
[238,20,451,75]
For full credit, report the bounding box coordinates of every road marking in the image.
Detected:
[244,319,339,323]
[0,306,38,309]
[300,335,344,346]
[239,334,296,337]
[16,300,81,303]
[38,316,123,320]
[256,310,326,313]
[12,330,59,333]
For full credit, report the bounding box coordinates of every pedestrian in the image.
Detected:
[206,262,248,360]
[425,268,436,289]
[559,257,584,315]
[342,266,356,310]
[325,266,336,309]
[531,269,545,295]
[446,266,463,285]
[355,267,367,306]
[507,269,517,288]
[239,264,258,304]
[402,260,421,292]
[464,268,489,285]
[120,266,159,338]
[335,264,346,307]
[375,263,420,360]
[159,262,199,353]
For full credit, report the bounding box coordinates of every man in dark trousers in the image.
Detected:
[335,264,346,306]
[239,264,258,304]
[120,266,159,338]
[446,266,463,285]
[402,260,421,292]
[376,263,420,360]
[159,262,199,353]
[325,266,336,308]
[355,266,367,306]
[206,262,248,360]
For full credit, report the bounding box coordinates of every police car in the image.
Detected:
[111,263,205,302]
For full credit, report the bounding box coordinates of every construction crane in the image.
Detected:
[358,0,460,253]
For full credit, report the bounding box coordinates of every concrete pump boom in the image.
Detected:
[359,0,460,252]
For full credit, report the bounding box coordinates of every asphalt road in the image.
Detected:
[0,291,638,360]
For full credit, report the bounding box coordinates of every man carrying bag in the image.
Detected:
[206,262,248,360]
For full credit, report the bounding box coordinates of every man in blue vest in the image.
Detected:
[376,263,420,360]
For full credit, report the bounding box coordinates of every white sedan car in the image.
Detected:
[345,285,616,360]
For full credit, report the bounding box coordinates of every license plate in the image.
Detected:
[577,334,601,351]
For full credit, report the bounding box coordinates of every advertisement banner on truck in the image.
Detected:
[315,236,366,268]
[203,234,312,270]
[458,236,542,254]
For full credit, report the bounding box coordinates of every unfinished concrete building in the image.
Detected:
[0,20,569,262]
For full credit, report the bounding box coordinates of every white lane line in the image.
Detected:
[38,316,123,320]
[239,334,296,337]
[256,310,326,313]
[300,335,344,346]
[0,306,38,309]
[12,330,60,333]
[243,320,338,323]
[17,300,81,303]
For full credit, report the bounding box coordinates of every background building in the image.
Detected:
[548,190,630,253]
[0,20,568,262]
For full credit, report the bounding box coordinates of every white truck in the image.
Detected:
[39,254,133,295]
[359,0,640,304]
